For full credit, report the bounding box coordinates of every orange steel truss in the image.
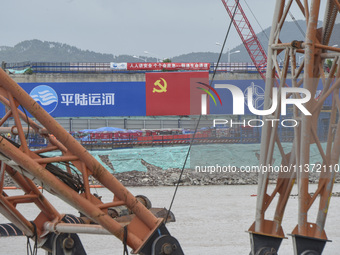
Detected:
[0,68,182,254]
[248,0,340,254]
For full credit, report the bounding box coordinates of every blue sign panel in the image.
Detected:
[19,82,146,117]
[209,79,333,115]
[30,85,58,114]
[210,79,266,115]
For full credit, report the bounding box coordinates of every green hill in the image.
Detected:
[0,21,338,64]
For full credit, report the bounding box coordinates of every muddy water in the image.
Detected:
[1,184,340,254]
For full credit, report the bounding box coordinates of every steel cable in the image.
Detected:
[164,0,241,224]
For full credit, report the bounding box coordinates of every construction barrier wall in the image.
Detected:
[0,72,334,118]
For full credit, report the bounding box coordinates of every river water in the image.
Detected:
[1,184,340,254]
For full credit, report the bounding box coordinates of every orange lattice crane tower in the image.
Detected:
[225,0,340,254]
[0,69,184,253]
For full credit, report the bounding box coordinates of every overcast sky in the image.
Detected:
[0,0,327,59]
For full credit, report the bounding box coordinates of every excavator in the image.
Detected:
[0,0,339,254]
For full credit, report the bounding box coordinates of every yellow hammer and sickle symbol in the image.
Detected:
[153,78,167,93]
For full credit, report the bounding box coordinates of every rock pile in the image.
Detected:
[111,159,259,186]
[4,158,340,188]
[93,159,340,187]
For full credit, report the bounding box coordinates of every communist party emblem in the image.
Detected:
[153,78,167,93]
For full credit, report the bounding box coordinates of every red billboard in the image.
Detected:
[128,62,210,71]
[145,72,209,116]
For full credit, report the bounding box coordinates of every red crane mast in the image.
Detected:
[221,0,268,80]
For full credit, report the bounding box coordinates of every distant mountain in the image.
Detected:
[0,40,148,63]
[173,20,336,63]
[0,40,113,62]
[0,21,338,64]
[209,20,320,63]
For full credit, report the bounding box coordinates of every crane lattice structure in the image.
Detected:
[221,0,268,80]
[244,1,340,254]
[0,70,184,253]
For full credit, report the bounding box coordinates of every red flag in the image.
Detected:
[146,72,209,116]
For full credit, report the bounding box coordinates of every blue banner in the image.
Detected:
[210,79,266,115]
[19,82,146,117]
[0,79,333,118]
[209,79,332,115]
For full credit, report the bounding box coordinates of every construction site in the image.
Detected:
[0,0,339,254]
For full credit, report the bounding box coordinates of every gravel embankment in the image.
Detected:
[4,156,340,188]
